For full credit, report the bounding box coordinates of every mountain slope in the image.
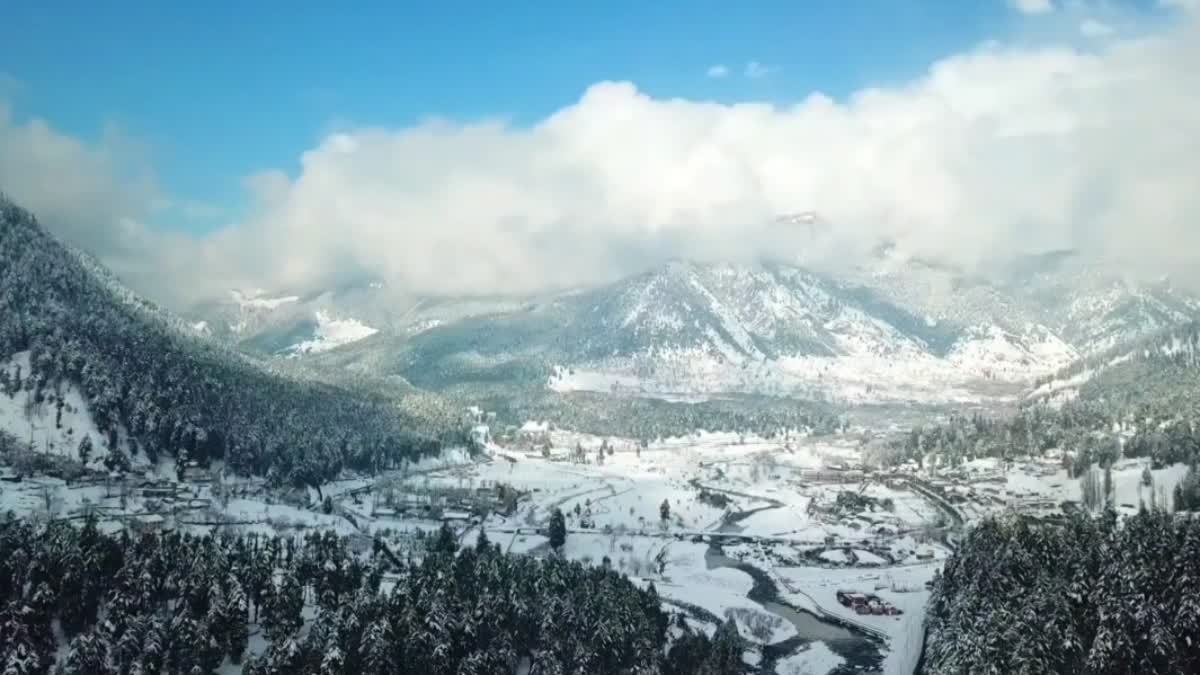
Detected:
[183,236,1200,407]
[361,260,1082,405]
[0,195,460,485]
[1029,321,1200,410]
[1012,252,1200,355]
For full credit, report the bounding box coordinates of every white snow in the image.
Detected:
[818,549,849,564]
[287,310,379,355]
[775,642,846,675]
[229,289,299,310]
[0,351,128,468]
[546,327,1074,405]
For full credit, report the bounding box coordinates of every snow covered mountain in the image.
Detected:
[185,242,1200,406]
[369,258,1160,405]
[1010,251,1200,355]
[535,260,1083,404]
[0,195,460,474]
[186,281,533,358]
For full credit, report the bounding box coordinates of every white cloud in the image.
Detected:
[1011,0,1055,14]
[1080,18,1116,37]
[4,13,1200,304]
[743,61,776,79]
[706,64,730,78]
[0,106,156,264]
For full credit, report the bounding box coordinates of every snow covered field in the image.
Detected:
[0,351,131,468]
[548,341,1043,406]
[375,431,959,674]
[937,456,1191,519]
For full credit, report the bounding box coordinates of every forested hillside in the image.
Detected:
[886,323,1200,477]
[0,515,745,675]
[0,195,463,487]
[924,512,1200,674]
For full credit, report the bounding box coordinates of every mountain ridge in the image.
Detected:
[185,249,1200,406]
[0,195,462,485]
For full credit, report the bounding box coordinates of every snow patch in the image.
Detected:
[775,642,846,675]
[0,352,129,468]
[229,289,299,310]
[287,310,378,355]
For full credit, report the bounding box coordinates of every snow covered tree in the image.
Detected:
[431,522,458,556]
[262,573,303,642]
[548,508,567,551]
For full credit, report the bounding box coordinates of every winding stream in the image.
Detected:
[705,547,884,674]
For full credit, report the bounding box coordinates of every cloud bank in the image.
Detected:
[2,10,1199,305]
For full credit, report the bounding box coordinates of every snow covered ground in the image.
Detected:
[0,351,131,469]
[548,345,1035,406]
[378,432,959,673]
[775,642,846,675]
[286,310,379,355]
[773,564,938,675]
[942,456,1190,518]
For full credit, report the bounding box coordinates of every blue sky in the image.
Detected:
[3,0,1026,233]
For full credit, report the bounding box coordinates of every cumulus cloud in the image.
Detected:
[705,64,730,78]
[4,12,1200,305]
[1011,0,1055,15]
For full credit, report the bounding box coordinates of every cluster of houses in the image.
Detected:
[836,590,904,616]
[370,482,522,523]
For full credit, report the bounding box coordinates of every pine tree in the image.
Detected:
[548,508,567,551]
[475,529,491,554]
[58,633,106,675]
[262,573,303,642]
[432,523,458,556]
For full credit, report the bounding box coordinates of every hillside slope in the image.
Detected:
[0,195,460,485]
[376,260,1079,405]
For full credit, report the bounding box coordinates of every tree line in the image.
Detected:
[0,513,749,674]
[924,510,1200,674]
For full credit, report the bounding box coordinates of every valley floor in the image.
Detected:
[2,427,1191,675]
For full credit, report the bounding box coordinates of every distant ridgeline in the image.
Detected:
[886,322,1200,475]
[924,511,1200,674]
[0,195,464,488]
[0,516,748,675]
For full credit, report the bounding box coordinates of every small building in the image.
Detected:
[441,510,473,523]
[181,464,212,483]
[141,485,176,499]
[130,513,167,534]
[837,591,869,608]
